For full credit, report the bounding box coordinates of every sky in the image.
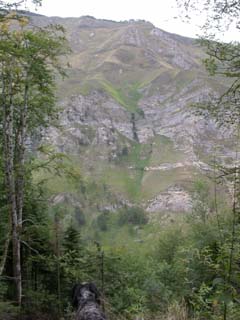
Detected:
[12,0,240,41]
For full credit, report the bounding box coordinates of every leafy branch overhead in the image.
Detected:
[192,39,240,127]
[176,1,240,127]
[176,0,240,36]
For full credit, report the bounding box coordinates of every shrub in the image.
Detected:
[96,211,110,231]
[75,207,86,226]
[118,207,148,226]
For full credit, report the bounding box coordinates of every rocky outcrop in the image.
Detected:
[146,186,192,213]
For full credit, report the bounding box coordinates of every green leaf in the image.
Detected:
[212,277,224,286]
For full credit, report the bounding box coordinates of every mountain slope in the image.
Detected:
[32,15,231,219]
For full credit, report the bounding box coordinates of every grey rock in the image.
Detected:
[146,186,192,213]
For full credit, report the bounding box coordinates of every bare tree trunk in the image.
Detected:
[0,232,10,276]
[54,214,62,315]
[3,72,22,306]
[0,70,11,276]
[15,80,29,234]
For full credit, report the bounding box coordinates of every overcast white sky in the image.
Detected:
[13,0,240,41]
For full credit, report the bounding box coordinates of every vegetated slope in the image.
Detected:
[32,15,231,227]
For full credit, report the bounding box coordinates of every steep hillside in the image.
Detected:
[31,15,231,224]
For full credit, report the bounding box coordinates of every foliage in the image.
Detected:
[75,207,86,226]
[177,0,240,129]
[1,176,240,320]
[0,1,69,308]
[191,179,211,223]
[173,5,240,319]
[192,39,240,128]
[176,0,240,37]
[118,206,148,226]
[96,211,110,232]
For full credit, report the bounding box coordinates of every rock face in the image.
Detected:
[35,15,232,214]
[146,186,192,213]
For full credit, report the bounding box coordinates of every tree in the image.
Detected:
[0,9,68,305]
[175,0,240,120]
[176,0,240,123]
[176,2,240,319]
[176,0,240,38]
[176,0,240,155]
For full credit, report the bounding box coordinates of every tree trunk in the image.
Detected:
[3,73,22,305]
[15,80,29,231]
[0,232,10,276]
[55,215,61,315]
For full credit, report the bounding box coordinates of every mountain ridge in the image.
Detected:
[29,12,195,40]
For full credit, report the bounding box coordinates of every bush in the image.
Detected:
[75,207,86,226]
[22,289,59,319]
[0,301,19,320]
[118,207,148,226]
[96,211,110,231]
